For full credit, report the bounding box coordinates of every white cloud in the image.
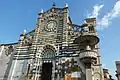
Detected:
[98,0,120,29]
[87,0,120,30]
[87,4,104,18]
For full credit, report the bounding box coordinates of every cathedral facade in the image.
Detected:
[0,4,104,80]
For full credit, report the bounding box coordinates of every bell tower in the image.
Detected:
[74,18,104,80]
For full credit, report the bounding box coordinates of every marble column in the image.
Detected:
[52,60,55,80]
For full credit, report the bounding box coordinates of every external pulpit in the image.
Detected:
[74,26,99,80]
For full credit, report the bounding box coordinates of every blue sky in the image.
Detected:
[0,0,120,78]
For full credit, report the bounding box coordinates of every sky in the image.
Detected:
[0,0,120,79]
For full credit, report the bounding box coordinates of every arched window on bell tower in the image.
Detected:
[89,24,95,32]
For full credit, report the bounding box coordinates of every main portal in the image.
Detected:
[41,62,53,80]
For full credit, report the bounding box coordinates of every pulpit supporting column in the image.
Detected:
[86,68,92,80]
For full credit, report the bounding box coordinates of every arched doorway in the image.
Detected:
[41,62,53,80]
[41,45,56,80]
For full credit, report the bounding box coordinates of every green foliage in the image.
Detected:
[71,65,81,72]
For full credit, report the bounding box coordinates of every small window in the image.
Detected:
[89,24,95,32]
